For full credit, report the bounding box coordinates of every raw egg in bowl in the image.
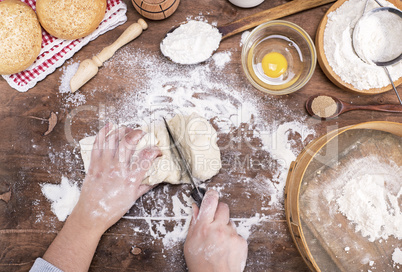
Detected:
[242,20,316,95]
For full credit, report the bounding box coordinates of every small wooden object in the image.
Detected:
[131,0,180,20]
[70,19,148,93]
[315,0,402,94]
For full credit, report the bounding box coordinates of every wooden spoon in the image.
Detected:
[161,0,335,64]
[306,94,402,120]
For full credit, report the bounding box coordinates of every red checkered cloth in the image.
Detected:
[1,0,128,92]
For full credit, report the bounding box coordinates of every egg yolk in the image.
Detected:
[261,52,288,78]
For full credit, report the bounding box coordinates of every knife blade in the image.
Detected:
[163,118,205,207]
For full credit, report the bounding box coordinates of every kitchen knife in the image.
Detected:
[163,118,206,207]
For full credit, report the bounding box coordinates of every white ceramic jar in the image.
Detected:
[228,0,264,8]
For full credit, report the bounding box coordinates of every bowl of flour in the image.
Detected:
[316,0,402,94]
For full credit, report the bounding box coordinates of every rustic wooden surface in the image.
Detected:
[0,0,401,271]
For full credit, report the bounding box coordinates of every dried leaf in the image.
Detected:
[0,191,11,203]
[44,112,57,136]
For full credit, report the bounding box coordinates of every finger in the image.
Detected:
[105,127,126,158]
[122,129,146,165]
[129,146,161,185]
[198,189,219,224]
[214,202,230,224]
[91,123,112,158]
[192,203,199,220]
[187,203,199,236]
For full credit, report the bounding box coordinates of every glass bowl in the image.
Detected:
[241,20,317,95]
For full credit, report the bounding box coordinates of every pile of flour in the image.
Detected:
[333,156,402,242]
[160,20,222,65]
[41,176,80,222]
[324,0,402,90]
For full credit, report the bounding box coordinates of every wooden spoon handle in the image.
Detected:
[346,104,402,113]
[218,0,335,39]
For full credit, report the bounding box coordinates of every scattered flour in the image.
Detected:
[41,176,80,222]
[49,43,318,265]
[393,248,402,265]
[258,121,316,206]
[160,20,222,65]
[59,62,79,94]
[58,62,86,107]
[240,31,251,46]
[212,51,232,69]
[323,0,402,90]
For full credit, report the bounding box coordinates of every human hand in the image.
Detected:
[70,123,160,235]
[42,124,160,272]
[184,190,248,272]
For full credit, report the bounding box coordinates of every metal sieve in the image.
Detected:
[352,0,402,104]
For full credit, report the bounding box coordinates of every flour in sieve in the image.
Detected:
[324,0,402,90]
[334,156,402,242]
[353,8,402,64]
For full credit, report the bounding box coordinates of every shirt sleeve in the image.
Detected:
[30,258,64,272]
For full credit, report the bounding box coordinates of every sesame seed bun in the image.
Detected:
[0,0,42,75]
[36,0,106,40]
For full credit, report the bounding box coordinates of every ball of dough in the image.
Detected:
[0,0,42,75]
[36,0,107,40]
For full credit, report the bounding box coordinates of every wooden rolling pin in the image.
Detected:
[70,19,148,93]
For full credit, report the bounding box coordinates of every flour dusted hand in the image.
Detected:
[73,124,160,233]
[184,190,248,272]
[40,124,160,272]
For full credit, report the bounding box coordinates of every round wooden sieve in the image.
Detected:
[285,121,402,271]
[316,0,402,94]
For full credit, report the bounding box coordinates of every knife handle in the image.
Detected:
[191,187,206,208]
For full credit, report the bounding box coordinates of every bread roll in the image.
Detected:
[36,0,107,40]
[0,0,42,75]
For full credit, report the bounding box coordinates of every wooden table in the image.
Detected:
[0,0,401,271]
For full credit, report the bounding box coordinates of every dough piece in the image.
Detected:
[0,0,42,75]
[79,113,221,185]
[168,113,221,181]
[36,0,106,40]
